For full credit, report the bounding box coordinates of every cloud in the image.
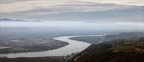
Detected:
[19,6,143,22]
[1,5,143,23]
[81,0,144,6]
[1,0,144,6]
[0,0,143,26]
[0,0,66,13]
[0,0,144,13]
[1,1,136,15]
[0,0,34,3]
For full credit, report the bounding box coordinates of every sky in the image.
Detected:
[0,0,144,29]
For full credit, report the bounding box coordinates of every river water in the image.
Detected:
[0,36,91,58]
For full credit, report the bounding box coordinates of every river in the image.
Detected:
[0,36,92,58]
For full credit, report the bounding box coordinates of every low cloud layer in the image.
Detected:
[0,0,144,25]
[1,0,144,13]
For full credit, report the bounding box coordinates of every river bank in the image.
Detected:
[0,36,91,58]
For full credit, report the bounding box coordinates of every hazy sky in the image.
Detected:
[0,0,144,28]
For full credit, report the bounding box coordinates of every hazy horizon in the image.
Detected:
[0,0,144,30]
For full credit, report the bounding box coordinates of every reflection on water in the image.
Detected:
[0,36,91,58]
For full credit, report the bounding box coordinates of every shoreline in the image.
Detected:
[0,40,68,54]
[0,36,91,58]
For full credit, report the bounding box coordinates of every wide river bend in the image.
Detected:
[0,36,92,58]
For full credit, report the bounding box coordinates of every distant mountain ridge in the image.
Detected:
[0,18,41,22]
[0,18,25,21]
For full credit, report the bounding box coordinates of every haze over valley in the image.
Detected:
[0,0,144,62]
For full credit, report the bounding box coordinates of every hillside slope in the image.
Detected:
[68,37,144,62]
